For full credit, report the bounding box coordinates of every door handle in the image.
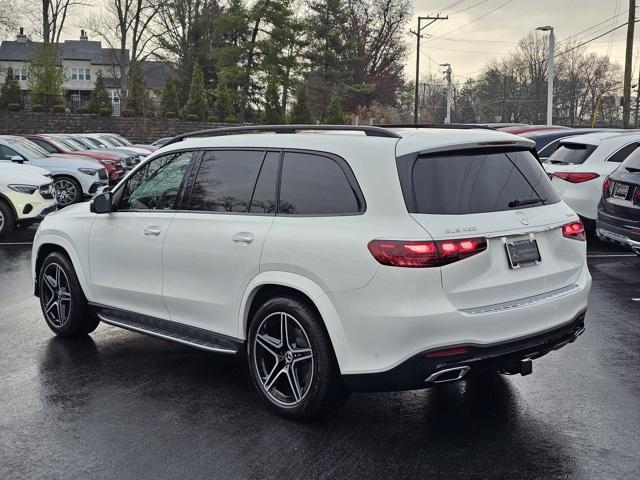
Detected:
[232,232,254,244]
[144,226,162,237]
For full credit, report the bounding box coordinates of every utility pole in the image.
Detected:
[441,63,452,124]
[410,14,448,124]
[536,26,555,125]
[623,0,636,128]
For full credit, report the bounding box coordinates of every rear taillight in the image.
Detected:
[367,237,487,268]
[634,186,640,205]
[562,221,586,241]
[553,172,599,183]
[602,176,611,198]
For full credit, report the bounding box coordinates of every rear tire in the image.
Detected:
[38,251,99,337]
[247,295,350,419]
[0,200,14,239]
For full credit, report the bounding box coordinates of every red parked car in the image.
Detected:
[21,134,124,183]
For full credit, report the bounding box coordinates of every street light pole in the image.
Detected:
[537,26,554,126]
[441,63,452,124]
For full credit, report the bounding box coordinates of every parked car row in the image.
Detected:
[504,125,640,255]
[0,132,157,238]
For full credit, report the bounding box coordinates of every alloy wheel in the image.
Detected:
[0,210,4,232]
[41,263,72,328]
[253,312,314,406]
[54,179,78,206]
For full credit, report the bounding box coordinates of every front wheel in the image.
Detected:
[0,200,15,239]
[247,295,350,419]
[53,176,83,207]
[38,251,99,337]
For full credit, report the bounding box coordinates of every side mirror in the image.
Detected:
[97,185,111,195]
[10,155,25,164]
[90,191,113,214]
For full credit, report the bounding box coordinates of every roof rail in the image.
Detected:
[164,124,401,146]
[376,123,496,130]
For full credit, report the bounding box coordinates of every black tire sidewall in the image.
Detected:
[38,251,95,336]
[0,200,15,238]
[247,295,344,419]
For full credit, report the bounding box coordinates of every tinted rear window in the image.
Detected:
[401,149,560,215]
[546,143,596,165]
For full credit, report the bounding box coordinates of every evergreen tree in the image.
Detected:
[89,71,110,113]
[183,62,207,120]
[160,74,179,115]
[289,84,312,124]
[1,67,22,108]
[126,61,148,116]
[263,76,283,124]
[28,43,66,107]
[213,79,235,122]
[326,95,344,124]
[305,0,350,121]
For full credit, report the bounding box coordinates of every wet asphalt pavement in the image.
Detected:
[1,227,639,480]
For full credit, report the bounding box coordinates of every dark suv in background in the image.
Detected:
[597,149,640,254]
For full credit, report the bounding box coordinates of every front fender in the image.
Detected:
[238,271,350,372]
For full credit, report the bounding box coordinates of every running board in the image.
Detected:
[92,304,240,354]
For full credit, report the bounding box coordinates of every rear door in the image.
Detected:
[398,148,584,310]
[162,149,279,338]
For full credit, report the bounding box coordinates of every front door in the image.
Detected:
[88,150,196,319]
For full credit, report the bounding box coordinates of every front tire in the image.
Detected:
[0,200,15,239]
[53,176,83,207]
[38,251,99,337]
[247,295,350,419]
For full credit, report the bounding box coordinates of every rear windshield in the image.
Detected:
[398,149,560,215]
[546,143,596,165]
[621,148,640,171]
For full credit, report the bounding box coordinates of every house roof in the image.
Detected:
[0,39,128,66]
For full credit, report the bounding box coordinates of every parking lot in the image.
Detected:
[0,227,638,480]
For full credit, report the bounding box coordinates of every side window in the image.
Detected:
[249,152,279,214]
[0,145,21,161]
[30,139,57,154]
[278,152,362,215]
[538,139,560,158]
[188,150,264,212]
[118,151,194,211]
[608,143,639,163]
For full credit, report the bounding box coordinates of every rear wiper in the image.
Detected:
[508,198,546,208]
[625,166,640,173]
[549,160,568,165]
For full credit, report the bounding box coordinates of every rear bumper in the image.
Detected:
[596,210,640,253]
[344,310,586,392]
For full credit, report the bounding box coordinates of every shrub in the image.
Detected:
[224,116,238,124]
[77,106,90,114]
[7,103,20,111]
[52,104,66,113]
[121,108,136,117]
[99,107,113,116]
[186,113,199,121]
[32,104,44,112]
[166,111,176,119]
[208,115,217,122]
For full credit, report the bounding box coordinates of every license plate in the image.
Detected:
[505,239,541,269]
[613,183,630,199]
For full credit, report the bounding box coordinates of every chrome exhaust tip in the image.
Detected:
[425,366,470,384]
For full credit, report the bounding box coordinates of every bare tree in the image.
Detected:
[86,0,163,96]
[25,0,88,43]
[0,1,20,39]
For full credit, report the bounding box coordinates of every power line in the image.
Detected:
[449,0,490,16]
[432,0,516,39]
[438,0,467,13]
[556,21,637,58]
[557,9,628,45]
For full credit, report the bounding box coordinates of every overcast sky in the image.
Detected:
[409,0,631,82]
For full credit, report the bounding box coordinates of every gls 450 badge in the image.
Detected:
[445,226,478,234]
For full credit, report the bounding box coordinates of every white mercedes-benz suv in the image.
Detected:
[32,125,591,419]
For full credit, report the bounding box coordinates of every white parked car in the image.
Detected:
[0,136,108,206]
[543,131,640,226]
[80,133,151,156]
[32,125,591,418]
[0,162,57,238]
